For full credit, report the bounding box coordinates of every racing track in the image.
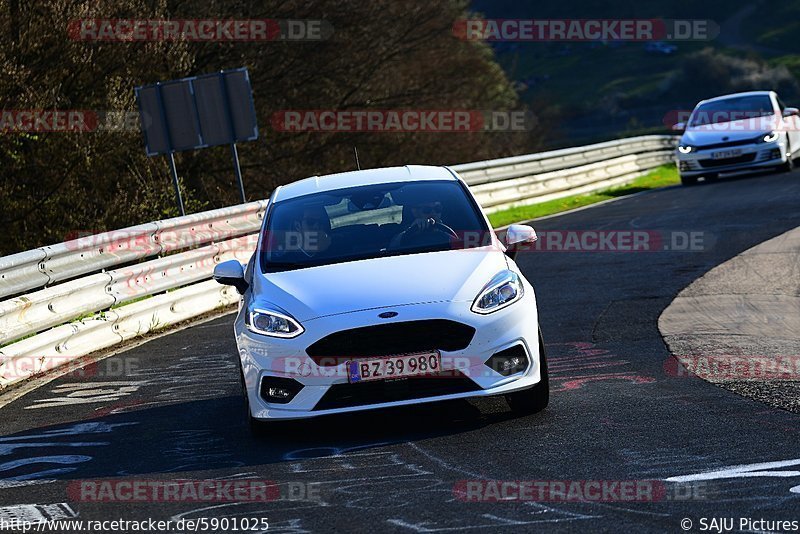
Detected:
[1,169,800,532]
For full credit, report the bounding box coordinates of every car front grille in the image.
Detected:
[699,153,757,168]
[694,138,758,151]
[312,370,481,410]
[306,319,476,366]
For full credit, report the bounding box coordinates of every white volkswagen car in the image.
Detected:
[213,165,547,432]
[674,91,800,185]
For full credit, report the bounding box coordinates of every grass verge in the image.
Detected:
[488,164,679,228]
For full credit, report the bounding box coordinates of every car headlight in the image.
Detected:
[471,271,524,314]
[677,145,693,154]
[762,131,780,143]
[247,308,304,338]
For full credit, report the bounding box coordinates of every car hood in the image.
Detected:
[682,116,778,146]
[251,247,508,322]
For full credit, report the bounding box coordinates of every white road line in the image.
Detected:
[0,502,77,523]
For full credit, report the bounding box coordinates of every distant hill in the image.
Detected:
[470,0,800,147]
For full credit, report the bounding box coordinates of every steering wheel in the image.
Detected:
[432,221,459,240]
[392,219,459,249]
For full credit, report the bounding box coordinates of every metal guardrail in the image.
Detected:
[452,134,677,213]
[0,135,677,389]
[0,202,266,388]
[0,201,268,299]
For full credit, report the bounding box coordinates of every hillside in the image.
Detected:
[472,0,800,146]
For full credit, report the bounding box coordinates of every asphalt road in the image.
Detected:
[1,170,800,533]
[660,224,800,413]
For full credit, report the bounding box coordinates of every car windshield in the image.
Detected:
[689,95,775,126]
[260,180,490,272]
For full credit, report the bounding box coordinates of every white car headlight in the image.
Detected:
[678,145,693,154]
[247,308,304,338]
[471,271,524,314]
[762,131,779,143]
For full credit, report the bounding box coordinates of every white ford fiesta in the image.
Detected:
[213,165,547,432]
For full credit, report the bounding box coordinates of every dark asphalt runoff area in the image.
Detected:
[1,170,800,533]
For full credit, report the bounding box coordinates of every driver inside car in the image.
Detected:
[277,205,333,261]
[389,200,457,248]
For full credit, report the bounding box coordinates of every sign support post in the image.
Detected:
[231,143,246,203]
[167,152,186,216]
[136,67,259,215]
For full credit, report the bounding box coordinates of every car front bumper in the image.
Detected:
[676,140,787,177]
[234,287,542,420]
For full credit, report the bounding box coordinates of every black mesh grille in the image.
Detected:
[313,370,480,411]
[699,153,756,168]
[694,138,757,151]
[306,320,476,366]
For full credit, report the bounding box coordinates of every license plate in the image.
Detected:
[347,351,441,384]
[711,149,742,159]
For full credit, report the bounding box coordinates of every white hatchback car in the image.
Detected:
[674,91,800,185]
[214,165,547,432]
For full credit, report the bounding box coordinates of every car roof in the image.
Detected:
[698,91,776,105]
[272,165,458,202]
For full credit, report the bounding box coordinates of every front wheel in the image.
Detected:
[680,173,698,186]
[779,144,794,173]
[240,365,270,436]
[505,327,549,415]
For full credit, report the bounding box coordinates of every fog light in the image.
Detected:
[268,387,292,399]
[501,356,523,373]
[260,376,304,404]
[486,345,529,377]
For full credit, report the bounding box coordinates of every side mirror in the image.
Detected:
[783,107,800,117]
[213,260,248,294]
[504,224,537,260]
[672,122,686,131]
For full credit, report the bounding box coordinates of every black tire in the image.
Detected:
[680,173,698,186]
[506,327,550,415]
[779,144,794,173]
[249,413,270,437]
[240,365,269,436]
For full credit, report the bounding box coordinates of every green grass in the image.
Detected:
[110,293,153,309]
[502,42,709,111]
[740,3,800,52]
[488,164,678,228]
[769,55,800,80]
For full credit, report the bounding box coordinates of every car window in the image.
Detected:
[260,180,490,272]
[689,95,775,126]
